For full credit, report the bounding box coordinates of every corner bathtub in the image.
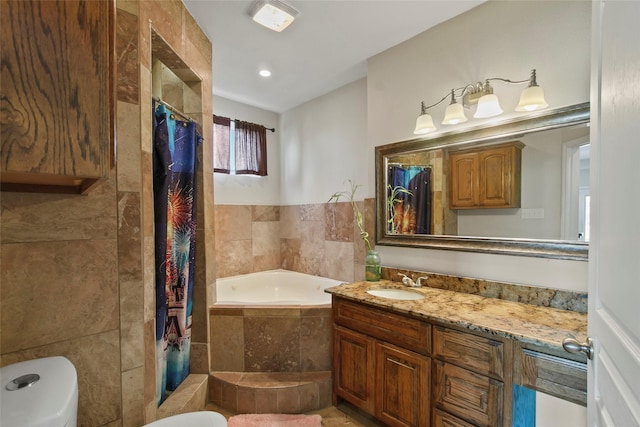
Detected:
[215,269,342,306]
[209,270,344,413]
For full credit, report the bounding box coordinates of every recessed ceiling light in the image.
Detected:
[259,69,272,77]
[248,0,299,33]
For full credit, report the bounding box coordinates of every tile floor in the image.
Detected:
[205,402,384,426]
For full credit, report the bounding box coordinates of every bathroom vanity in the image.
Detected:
[327,280,587,427]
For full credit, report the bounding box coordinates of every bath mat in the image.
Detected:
[227,413,322,427]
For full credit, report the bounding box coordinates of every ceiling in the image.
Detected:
[182,0,485,113]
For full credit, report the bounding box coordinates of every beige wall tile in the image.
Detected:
[1,239,118,352]
[244,317,300,372]
[253,253,281,272]
[215,205,252,242]
[280,238,301,272]
[299,220,325,258]
[122,367,145,427]
[143,320,157,416]
[325,202,354,242]
[120,280,144,371]
[118,191,143,281]
[253,205,279,222]
[0,330,121,427]
[117,102,142,192]
[216,240,252,278]
[116,8,140,104]
[0,178,117,244]
[300,203,324,221]
[117,0,139,16]
[145,0,184,59]
[210,315,244,371]
[189,342,210,374]
[323,241,354,282]
[252,221,280,257]
[279,205,301,239]
[143,236,156,322]
[140,66,153,153]
[300,315,332,371]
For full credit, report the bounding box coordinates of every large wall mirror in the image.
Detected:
[375,102,590,260]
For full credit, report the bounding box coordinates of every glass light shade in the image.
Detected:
[252,3,296,32]
[414,113,436,134]
[442,102,468,125]
[515,85,549,111]
[474,94,503,118]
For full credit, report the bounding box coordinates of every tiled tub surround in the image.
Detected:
[214,199,375,283]
[325,280,587,354]
[209,305,333,414]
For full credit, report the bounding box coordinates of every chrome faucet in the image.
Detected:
[397,273,428,287]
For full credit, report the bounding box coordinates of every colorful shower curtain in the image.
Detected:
[153,102,201,405]
[388,166,432,234]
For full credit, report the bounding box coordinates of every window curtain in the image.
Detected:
[213,115,231,173]
[234,120,267,176]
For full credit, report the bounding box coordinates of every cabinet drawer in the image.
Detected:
[433,326,505,380]
[433,409,477,427]
[433,361,504,427]
[515,347,587,406]
[333,298,431,355]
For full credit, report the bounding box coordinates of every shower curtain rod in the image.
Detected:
[388,163,431,168]
[153,96,196,123]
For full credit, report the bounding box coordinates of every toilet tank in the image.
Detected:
[1,356,78,427]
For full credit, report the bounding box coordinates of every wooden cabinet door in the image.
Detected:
[0,0,114,193]
[478,146,520,208]
[376,342,430,427]
[449,142,522,209]
[449,152,479,208]
[333,326,375,413]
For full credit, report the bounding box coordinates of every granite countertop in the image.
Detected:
[325,280,588,355]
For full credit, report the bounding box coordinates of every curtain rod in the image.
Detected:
[388,163,432,168]
[234,118,275,132]
[215,114,275,132]
[153,97,196,123]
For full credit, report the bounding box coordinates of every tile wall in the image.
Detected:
[214,199,375,283]
[0,1,214,425]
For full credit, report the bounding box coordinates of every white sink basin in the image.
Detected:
[366,288,425,300]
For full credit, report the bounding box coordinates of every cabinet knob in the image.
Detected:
[562,334,593,360]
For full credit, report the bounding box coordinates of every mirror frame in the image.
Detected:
[375,102,590,261]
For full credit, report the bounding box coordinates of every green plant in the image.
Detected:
[387,184,412,234]
[329,180,372,251]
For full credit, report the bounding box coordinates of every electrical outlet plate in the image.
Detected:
[521,208,545,219]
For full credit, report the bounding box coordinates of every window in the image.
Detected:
[213,115,267,176]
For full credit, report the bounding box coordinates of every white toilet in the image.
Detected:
[1,356,78,427]
[144,411,228,427]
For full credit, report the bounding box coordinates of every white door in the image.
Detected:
[587,1,640,425]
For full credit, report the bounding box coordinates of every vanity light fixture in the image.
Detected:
[248,0,299,32]
[413,69,548,135]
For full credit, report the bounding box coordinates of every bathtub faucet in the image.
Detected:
[397,273,428,287]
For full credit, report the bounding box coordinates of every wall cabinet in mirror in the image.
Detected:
[450,141,523,209]
[375,103,590,260]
